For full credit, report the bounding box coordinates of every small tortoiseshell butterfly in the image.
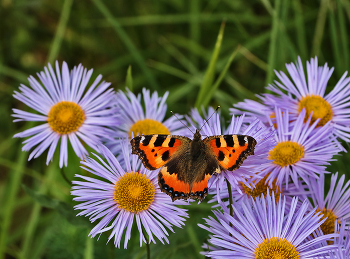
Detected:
[130,129,257,202]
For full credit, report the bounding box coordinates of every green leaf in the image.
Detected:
[201,45,240,107]
[22,184,90,228]
[195,22,226,109]
[22,184,59,209]
[125,65,133,91]
[56,202,91,228]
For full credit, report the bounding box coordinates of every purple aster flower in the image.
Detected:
[12,61,117,167]
[189,108,276,200]
[230,93,283,126]
[264,107,343,188]
[268,56,350,142]
[106,88,189,155]
[330,222,350,259]
[199,192,339,258]
[303,173,350,236]
[71,142,188,248]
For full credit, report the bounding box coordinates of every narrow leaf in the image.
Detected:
[125,65,133,91]
[195,22,226,109]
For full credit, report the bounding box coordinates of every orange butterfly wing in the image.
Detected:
[204,135,257,171]
[131,134,190,170]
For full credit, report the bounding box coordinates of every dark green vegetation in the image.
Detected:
[1,0,350,258]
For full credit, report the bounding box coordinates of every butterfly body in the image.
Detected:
[131,130,256,201]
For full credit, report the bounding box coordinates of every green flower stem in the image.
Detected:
[60,168,72,186]
[226,179,234,235]
[142,227,150,259]
[0,147,27,259]
[84,232,94,259]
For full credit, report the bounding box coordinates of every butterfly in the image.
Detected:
[131,130,257,201]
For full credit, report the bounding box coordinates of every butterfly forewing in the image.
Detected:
[204,135,257,171]
[131,134,190,170]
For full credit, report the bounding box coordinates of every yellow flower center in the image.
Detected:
[48,101,85,134]
[316,208,340,235]
[114,172,155,213]
[128,119,170,138]
[240,173,282,201]
[254,237,299,259]
[298,95,333,126]
[269,141,304,167]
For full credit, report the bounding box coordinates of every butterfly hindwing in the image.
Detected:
[204,135,257,171]
[157,137,220,201]
[131,134,190,170]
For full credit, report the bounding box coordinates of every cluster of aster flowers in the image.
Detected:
[12,57,350,257]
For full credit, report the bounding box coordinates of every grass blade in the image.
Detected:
[293,0,308,59]
[190,0,200,67]
[0,143,27,259]
[47,0,74,64]
[92,0,159,90]
[265,0,281,86]
[201,46,240,107]
[337,0,349,72]
[328,4,342,77]
[195,22,225,109]
[312,0,328,56]
[125,65,133,91]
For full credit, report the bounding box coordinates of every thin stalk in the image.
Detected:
[84,233,94,259]
[226,179,234,238]
[226,179,234,218]
[60,168,72,186]
[142,227,150,259]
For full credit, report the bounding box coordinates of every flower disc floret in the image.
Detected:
[269,141,304,167]
[114,171,155,213]
[254,237,299,259]
[316,208,340,235]
[48,101,85,134]
[128,119,170,138]
[241,173,282,201]
[298,95,333,126]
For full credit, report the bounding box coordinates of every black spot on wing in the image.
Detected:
[168,138,176,147]
[142,136,152,146]
[162,150,170,161]
[238,135,246,146]
[215,138,221,148]
[224,136,234,147]
[154,135,167,147]
[218,151,225,161]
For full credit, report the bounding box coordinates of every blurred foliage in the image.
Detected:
[1,0,350,258]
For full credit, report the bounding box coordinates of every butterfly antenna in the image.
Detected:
[199,106,220,132]
[170,111,194,134]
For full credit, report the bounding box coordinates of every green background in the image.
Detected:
[1,0,350,258]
